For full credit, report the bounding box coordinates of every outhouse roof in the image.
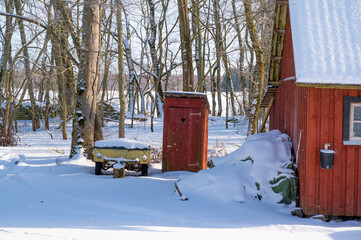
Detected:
[164,91,210,109]
[289,0,361,85]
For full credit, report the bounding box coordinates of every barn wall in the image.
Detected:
[279,9,295,81]
[269,7,296,134]
[270,80,297,141]
[270,5,361,216]
[272,84,361,217]
[302,88,361,216]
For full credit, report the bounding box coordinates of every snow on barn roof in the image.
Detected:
[289,0,361,85]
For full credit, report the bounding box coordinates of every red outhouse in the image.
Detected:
[263,0,361,217]
[162,92,209,172]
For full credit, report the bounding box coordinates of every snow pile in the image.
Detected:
[177,130,296,204]
[0,153,26,172]
[94,138,150,150]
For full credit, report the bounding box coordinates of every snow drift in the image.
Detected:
[177,130,297,204]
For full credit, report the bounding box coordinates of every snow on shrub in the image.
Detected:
[177,130,297,204]
[0,154,26,174]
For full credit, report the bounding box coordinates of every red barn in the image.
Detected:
[264,0,361,216]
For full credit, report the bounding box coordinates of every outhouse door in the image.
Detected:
[165,106,202,172]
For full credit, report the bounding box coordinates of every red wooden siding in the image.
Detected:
[271,83,361,216]
[269,6,361,216]
[304,88,361,216]
[279,9,295,81]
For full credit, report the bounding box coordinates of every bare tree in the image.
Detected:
[191,0,204,92]
[243,0,265,135]
[70,0,103,159]
[116,0,125,138]
[0,0,16,145]
[14,0,41,131]
[177,0,194,91]
[212,0,222,116]
[232,0,246,116]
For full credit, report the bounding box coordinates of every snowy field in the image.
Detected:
[1,117,361,240]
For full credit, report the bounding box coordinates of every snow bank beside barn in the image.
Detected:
[177,130,297,204]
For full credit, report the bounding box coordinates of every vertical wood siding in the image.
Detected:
[271,84,361,216]
[303,88,361,216]
[269,7,361,217]
[279,9,295,82]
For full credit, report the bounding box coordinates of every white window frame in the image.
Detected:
[349,102,361,141]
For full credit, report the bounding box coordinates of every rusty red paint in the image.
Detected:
[162,93,209,172]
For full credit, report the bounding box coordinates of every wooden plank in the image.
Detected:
[332,89,343,215]
[260,87,278,107]
[276,0,289,5]
[279,9,295,80]
[327,89,335,215]
[291,80,297,142]
[268,4,288,84]
[304,87,318,215]
[272,56,282,61]
[279,84,284,131]
[355,91,360,215]
[340,89,349,215]
[201,105,209,170]
[268,81,280,86]
[276,29,286,34]
[274,4,281,30]
[345,90,358,216]
[319,88,330,215]
[357,90,361,215]
[259,97,275,132]
[346,146,355,216]
[162,103,170,172]
[356,147,361,216]
[296,82,361,90]
[297,86,306,209]
[314,88,321,214]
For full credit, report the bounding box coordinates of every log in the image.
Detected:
[113,163,125,178]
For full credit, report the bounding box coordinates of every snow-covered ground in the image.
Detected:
[1,117,361,240]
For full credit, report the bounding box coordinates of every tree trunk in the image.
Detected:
[213,0,223,116]
[0,0,14,143]
[99,4,114,126]
[52,40,68,139]
[231,0,246,115]
[192,0,204,92]
[222,44,237,117]
[177,0,194,91]
[44,62,52,131]
[211,66,217,116]
[14,0,41,131]
[70,0,102,159]
[116,0,125,138]
[148,0,164,122]
[243,0,265,135]
[123,10,137,117]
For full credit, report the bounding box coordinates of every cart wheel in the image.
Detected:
[95,162,102,175]
[140,164,149,176]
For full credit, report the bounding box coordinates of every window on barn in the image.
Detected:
[343,97,361,144]
[350,103,361,140]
